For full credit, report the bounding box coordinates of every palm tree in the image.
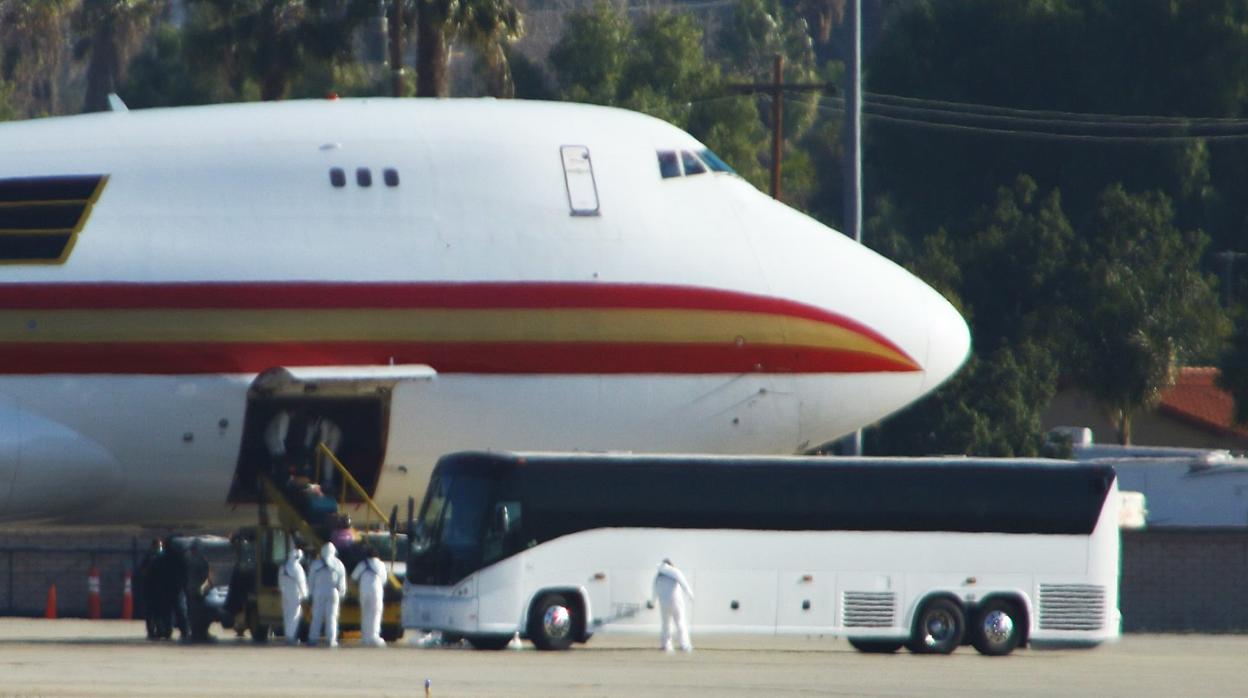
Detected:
[412,0,521,98]
[75,0,165,113]
[457,0,520,98]
[0,0,77,116]
[186,0,371,101]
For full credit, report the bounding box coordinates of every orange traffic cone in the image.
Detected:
[121,571,134,620]
[44,583,57,619]
[86,566,101,620]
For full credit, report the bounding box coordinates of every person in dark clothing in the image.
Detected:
[139,538,170,640]
[184,540,215,642]
[152,539,190,641]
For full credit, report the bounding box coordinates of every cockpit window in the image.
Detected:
[681,151,707,176]
[699,149,737,175]
[657,151,681,179]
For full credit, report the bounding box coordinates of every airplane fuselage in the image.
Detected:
[0,99,969,526]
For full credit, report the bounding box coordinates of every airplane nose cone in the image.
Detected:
[922,289,971,391]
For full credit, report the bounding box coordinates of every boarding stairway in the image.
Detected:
[257,444,403,585]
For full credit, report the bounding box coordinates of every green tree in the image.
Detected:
[869,341,1057,457]
[549,4,770,189]
[1067,185,1227,444]
[0,79,16,121]
[413,0,521,97]
[74,0,164,113]
[120,23,219,108]
[0,0,76,116]
[957,176,1076,355]
[548,2,630,106]
[185,0,372,101]
[716,0,821,202]
[866,0,1248,254]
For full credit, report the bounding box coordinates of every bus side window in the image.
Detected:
[483,501,522,564]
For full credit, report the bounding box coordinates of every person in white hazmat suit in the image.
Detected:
[307,542,347,647]
[350,545,387,647]
[651,558,695,652]
[278,548,308,646]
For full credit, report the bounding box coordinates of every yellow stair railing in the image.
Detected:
[258,474,325,549]
[316,443,403,587]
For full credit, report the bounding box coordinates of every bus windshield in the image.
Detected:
[407,473,496,585]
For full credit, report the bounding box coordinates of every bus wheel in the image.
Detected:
[971,599,1023,656]
[529,593,576,651]
[847,638,903,653]
[909,598,964,654]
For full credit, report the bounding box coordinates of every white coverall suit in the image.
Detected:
[278,549,308,645]
[307,542,347,647]
[351,555,387,647]
[652,561,695,652]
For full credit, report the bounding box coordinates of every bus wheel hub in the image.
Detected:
[982,610,1014,644]
[544,605,572,639]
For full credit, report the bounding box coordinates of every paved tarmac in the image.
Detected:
[0,619,1242,697]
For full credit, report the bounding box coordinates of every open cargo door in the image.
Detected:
[228,365,435,504]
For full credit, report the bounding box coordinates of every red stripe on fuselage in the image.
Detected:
[0,282,921,375]
[0,342,917,375]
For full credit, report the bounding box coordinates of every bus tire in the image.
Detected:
[970,598,1023,656]
[467,634,513,650]
[909,597,964,654]
[847,638,904,653]
[528,593,577,651]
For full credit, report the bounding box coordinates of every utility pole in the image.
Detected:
[845,0,864,456]
[389,0,405,97]
[770,55,784,200]
[727,56,833,202]
[844,0,862,245]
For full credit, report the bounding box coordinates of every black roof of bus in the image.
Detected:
[431,452,1117,537]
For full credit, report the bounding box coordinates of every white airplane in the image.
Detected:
[0,98,969,527]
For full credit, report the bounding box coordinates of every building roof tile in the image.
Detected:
[1157,367,1248,439]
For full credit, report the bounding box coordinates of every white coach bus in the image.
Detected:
[401,452,1120,655]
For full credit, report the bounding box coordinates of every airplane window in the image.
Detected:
[356,168,373,187]
[657,151,680,179]
[681,151,707,176]
[384,168,399,187]
[329,168,346,188]
[699,149,738,175]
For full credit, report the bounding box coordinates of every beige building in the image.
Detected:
[1042,367,1248,451]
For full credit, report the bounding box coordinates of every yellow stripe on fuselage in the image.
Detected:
[0,308,916,367]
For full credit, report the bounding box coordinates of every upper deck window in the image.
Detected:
[680,151,707,176]
[657,151,681,179]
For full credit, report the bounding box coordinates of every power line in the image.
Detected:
[863,91,1248,126]
[814,98,1248,143]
